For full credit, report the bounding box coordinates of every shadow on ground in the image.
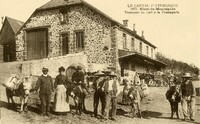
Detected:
[141,110,162,119]
[0,100,19,112]
[141,110,200,124]
[0,100,93,116]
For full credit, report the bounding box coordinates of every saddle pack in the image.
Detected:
[3,75,22,90]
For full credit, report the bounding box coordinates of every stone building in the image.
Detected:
[0,17,24,62]
[15,0,166,76]
[0,45,3,62]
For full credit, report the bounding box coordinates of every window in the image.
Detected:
[75,31,84,50]
[146,46,149,56]
[60,13,68,24]
[151,48,153,58]
[123,33,127,49]
[131,38,135,51]
[61,33,69,55]
[59,8,69,24]
[139,42,142,53]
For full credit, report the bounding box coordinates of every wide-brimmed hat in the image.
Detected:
[108,71,117,77]
[182,73,192,78]
[42,67,49,72]
[94,71,105,76]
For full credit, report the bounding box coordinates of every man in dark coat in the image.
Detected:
[34,67,54,116]
[72,66,84,86]
[71,66,89,111]
[92,71,107,118]
[180,73,196,121]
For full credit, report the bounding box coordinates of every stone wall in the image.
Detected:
[0,52,87,78]
[16,5,114,71]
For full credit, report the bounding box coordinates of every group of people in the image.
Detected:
[32,66,70,116]
[92,70,120,120]
[21,66,197,122]
[31,66,120,121]
[166,73,196,121]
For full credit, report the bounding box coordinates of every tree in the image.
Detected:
[155,52,199,75]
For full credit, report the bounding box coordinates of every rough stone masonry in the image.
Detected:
[16,5,117,71]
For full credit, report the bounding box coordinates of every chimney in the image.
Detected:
[1,17,4,25]
[123,20,128,27]
[133,24,137,33]
[142,30,145,38]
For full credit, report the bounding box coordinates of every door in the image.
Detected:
[27,29,48,60]
[3,41,16,62]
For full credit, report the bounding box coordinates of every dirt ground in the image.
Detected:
[0,74,199,124]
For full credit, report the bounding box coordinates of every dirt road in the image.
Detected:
[0,77,200,124]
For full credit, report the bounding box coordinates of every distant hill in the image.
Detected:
[155,52,199,77]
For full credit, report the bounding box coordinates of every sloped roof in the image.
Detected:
[18,0,156,48]
[0,17,24,45]
[36,0,156,48]
[37,0,82,10]
[118,49,166,68]
[6,16,24,34]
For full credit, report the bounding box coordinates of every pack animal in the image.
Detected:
[128,86,143,118]
[4,75,32,113]
[122,74,149,118]
[165,84,181,119]
[67,84,86,115]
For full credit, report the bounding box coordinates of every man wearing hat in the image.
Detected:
[92,70,108,118]
[71,65,89,111]
[180,73,196,121]
[34,67,54,116]
[104,71,120,121]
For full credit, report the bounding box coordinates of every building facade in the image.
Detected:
[0,17,24,62]
[15,0,165,76]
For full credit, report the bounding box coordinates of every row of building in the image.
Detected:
[0,0,166,77]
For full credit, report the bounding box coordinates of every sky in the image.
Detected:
[0,0,199,68]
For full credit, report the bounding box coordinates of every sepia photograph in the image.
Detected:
[0,0,199,124]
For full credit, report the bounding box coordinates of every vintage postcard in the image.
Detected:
[0,0,199,124]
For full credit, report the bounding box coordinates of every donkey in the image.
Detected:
[122,74,148,118]
[67,83,86,115]
[128,86,143,118]
[165,84,181,119]
[4,75,32,113]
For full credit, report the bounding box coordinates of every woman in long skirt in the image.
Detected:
[54,66,70,113]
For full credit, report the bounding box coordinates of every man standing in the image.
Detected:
[34,67,54,116]
[71,66,89,111]
[72,66,84,85]
[180,73,196,121]
[104,71,120,121]
[92,71,107,118]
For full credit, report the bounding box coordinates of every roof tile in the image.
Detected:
[37,0,82,10]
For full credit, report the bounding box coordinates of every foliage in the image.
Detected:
[155,52,199,75]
